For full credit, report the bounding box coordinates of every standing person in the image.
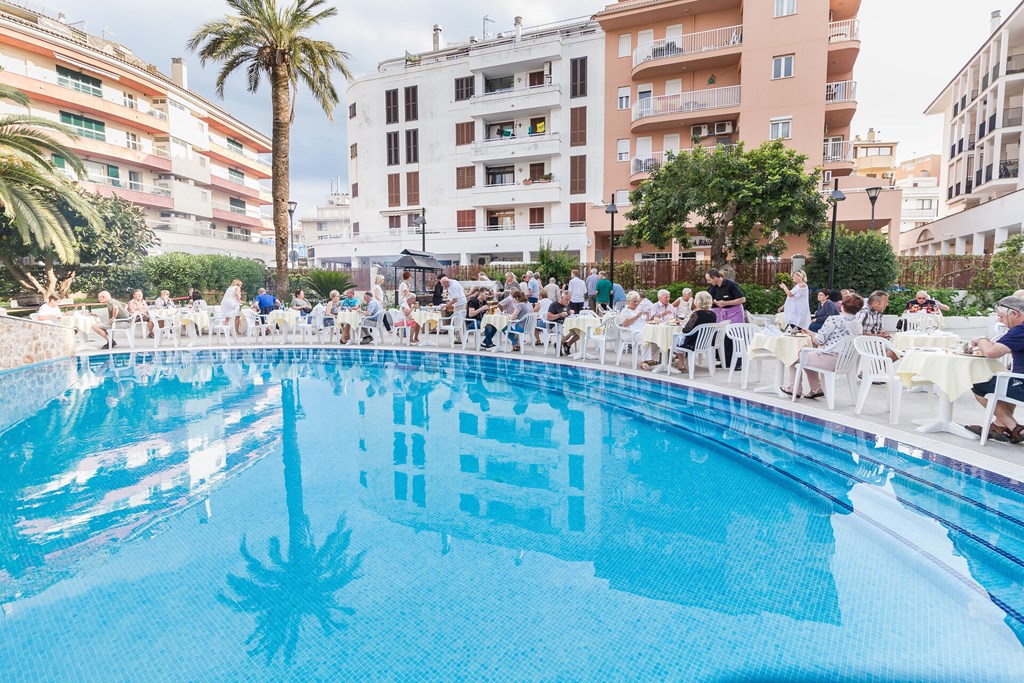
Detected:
[809,290,840,333]
[502,272,519,295]
[432,276,444,307]
[527,272,541,304]
[585,267,600,310]
[595,271,612,313]
[544,277,561,302]
[220,279,244,334]
[440,276,467,312]
[611,281,627,311]
[706,268,746,367]
[399,270,414,304]
[372,275,386,304]
[967,295,1024,442]
[519,272,531,295]
[778,270,811,331]
[567,269,587,313]
[91,291,130,349]
[127,289,155,338]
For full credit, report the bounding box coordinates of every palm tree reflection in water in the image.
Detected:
[219,377,364,665]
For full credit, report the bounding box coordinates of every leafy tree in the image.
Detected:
[623,141,828,267]
[987,233,1024,291]
[805,226,899,294]
[535,240,578,284]
[188,0,353,299]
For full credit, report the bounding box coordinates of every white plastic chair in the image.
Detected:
[152,313,181,349]
[979,372,1024,445]
[294,305,321,344]
[541,320,565,357]
[209,314,239,345]
[613,321,641,369]
[505,313,537,353]
[437,310,466,348]
[584,318,617,365]
[667,323,719,378]
[852,336,930,425]
[240,308,265,343]
[358,311,390,346]
[791,336,858,409]
[108,313,139,349]
[901,311,942,332]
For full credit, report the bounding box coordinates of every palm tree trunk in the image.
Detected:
[271,63,291,298]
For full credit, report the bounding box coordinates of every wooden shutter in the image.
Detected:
[570,155,586,195]
[406,171,419,205]
[387,173,400,207]
[570,107,587,146]
[457,209,476,231]
[456,166,476,189]
[529,207,545,228]
[455,121,475,145]
[569,203,586,225]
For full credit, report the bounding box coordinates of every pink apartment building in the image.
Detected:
[590,0,901,263]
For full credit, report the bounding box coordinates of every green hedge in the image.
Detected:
[141,253,266,299]
[645,281,786,315]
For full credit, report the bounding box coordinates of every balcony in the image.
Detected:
[1000,160,1019,179]
[824,80,857,129]
[213,202,267,229]
[470,83,561,120]
[827,20,861,74]
[206,142,272,179]
[1005,107,1023,127]
[822,139,854,166]
[631,25,742,79]
[210,168,269,203]
[469,132,562,164]
[1008,54,1024,75]
[62,135,171,172]
[80,175,173,210]
[470,180,561,207]
[630,85,741,133]
[902,208,939,220]
[630,152,666,182]
[147,219,273,261]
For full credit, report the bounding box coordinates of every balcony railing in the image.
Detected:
[825,80,857,103]
[827,19,860,42]
[1000,160,1019,179]
[632,25,743,68]
[903,208,939,219]
[631,85,741,122]
[1005,107,1023,127]
[474,131,558,146]
[470,82,560,102]
[631,152,665,175]
[822,139,854,163]
[85,174,171,196]
[213,202,265,219]
[146,219,269,245]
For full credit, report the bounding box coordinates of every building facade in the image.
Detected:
[339,17,605,268]
[912,6,1024,255]
[300,189,353,269]
[0,1,274,262]
[593,0,901,261]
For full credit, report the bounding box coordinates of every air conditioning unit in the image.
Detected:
[691,124,710,138]
[714,120,734,135]
[477,256,490,266]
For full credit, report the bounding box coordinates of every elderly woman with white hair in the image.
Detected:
[778,270,811,331]
[617,291,657,370]
[669,291,718,373]
[672,288,694,320]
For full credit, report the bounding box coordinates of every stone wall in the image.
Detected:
[0,356,78,433]
[0,314,76,372]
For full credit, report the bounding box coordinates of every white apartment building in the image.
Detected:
[0,2,273,262]
[335,16,606,268]
[300,190,353,268]
[912,6,1024,255]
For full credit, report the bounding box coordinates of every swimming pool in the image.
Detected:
[1,348,1023,681]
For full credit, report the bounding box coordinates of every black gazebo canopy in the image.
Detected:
[391,249,444,304]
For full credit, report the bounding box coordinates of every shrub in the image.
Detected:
[141,253,266,299]
[305,270,354,300]
[647,280,784,314]
[805,227,898,294]
[536,241,578,285]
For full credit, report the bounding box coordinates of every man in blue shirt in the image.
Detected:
[340,288,361,309]
[527,272,541,304]
[360,291,384,344]
[611,282,627,311]
[969,295,1024,443]
[252,288,278,321]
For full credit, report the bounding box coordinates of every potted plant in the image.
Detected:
[540,173,553,183]
[522,177,533,185]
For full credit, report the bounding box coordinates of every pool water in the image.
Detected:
[1,349,1023,682]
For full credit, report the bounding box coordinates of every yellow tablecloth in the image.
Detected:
[892,332,960,352]
[896,349,1004,401]
[334,311,364,329]
[61,313,97,335]
[751,333,814,368]
[410,310,441,329]
[563,316,604,336]
[482,313,510,330]
[267,309,300,330]
[643,323,682,352]
[178,310,211,332]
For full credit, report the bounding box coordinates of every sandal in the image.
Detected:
[805,391,825,400]
[781,387,795,397]
[966,424,1010,442]
[1008,424,1024,444]
[640,361,654,371]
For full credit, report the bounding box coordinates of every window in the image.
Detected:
[386,131,400,165]
[406,171,419,205]
[129,170,142,191]
[529,207,545,228]
[457,210,476,232]
[348,102,357,118]
[387,174,400,207]
[615,189,630,206]
[385,89,399,124]
[56,65,101,97]
[772,55,795,79]
[407,213,422,228]
[618,34,631,58]
[455,76,475,100]
[59,111,105,141]
[569,202,587,226]
[456,166,475,189]
[350,143,358,159]
[570,106,587,146]
[529,162,545,181]
[915,198,934,210]
[351,182,358,198]
[123,93,136,109]
[617,139,630,162]
[404,86,418,121]
[570,57,588,98]
[405,129,419,163]
[126,132,140,151]
[769,117,792,140]
[389,215,402,229]
[530,117,546,135]
[617,86,631,110]
[486,209,515,230]
[528,71,545,87]
[486,165,514,186]
[106,164,121,188]
[774,0,796,17]
[229,197,246,213]
[352,221,359,236]
[455,121,475,145]
[226,137,243,153]
[570,155,586,194]
[485,75,514,94]
[228,167,244,183]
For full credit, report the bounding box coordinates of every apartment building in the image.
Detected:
[594,0,901,261]
[911,6,1024,255]
[338,17,605,268]
[0,2,273,262]
[852,127,897,180]
[300,189,353,268]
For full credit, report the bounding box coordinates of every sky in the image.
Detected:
[40,0,1024,219]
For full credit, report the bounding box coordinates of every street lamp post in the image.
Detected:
[827,179,846,291]
[411,209,426,252]
[287,200,297,271]
[605,195,617,288]
[865,186,882,232]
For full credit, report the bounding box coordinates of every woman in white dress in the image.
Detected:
[220,278,243,333]
[372,275,386,305]
[778,270,811,331]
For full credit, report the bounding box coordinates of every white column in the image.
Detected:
[351,256,361,268]
[972,232,987,255]
[955,236,969,255]
[996,225,1010,248]
[459,252,468,265]
[522,250,531,263]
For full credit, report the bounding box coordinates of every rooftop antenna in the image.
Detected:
[101,27,115,40]
[482,15,495,39]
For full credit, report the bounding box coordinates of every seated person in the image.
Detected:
[496,292,517,316]
[152,290,175,310]
[252,288,279,319]
[809,290,840,333]
[505,294,535,352]
[618,292,656,370]
[324,290,343,328]
[340,288,361,309]
[784,294,864,399]
[904,290,949,314]
[291,289,313,319]
[36,295,63,322]
[545,291,573,354]
[649,289,677,322]
[394,293,421,344]
[672,288,693,320]
[189,290,207,310]
[534,292,553,345]
[360,291,384,344]
[466,291,488,332]
[968,295,1024,442]
[667,291,718,373]
[127,289,155,338]
[482,291,528,350]
[90,290,130,350]
[856,291,890,339]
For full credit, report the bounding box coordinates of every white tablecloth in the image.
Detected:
[643,323,682,352]
[751,333,814,368]
[334,311,364,329]
[563,316,604,336]
[178,310,211,332]
[892,332,960,352]
[410,310,441,329]
[267,309,300,330]
[61,313,97,335]
[482,313,510,330]
[896,349,1004,401]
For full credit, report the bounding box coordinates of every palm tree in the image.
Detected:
[0,79,101,267]
[188,0,353,298]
